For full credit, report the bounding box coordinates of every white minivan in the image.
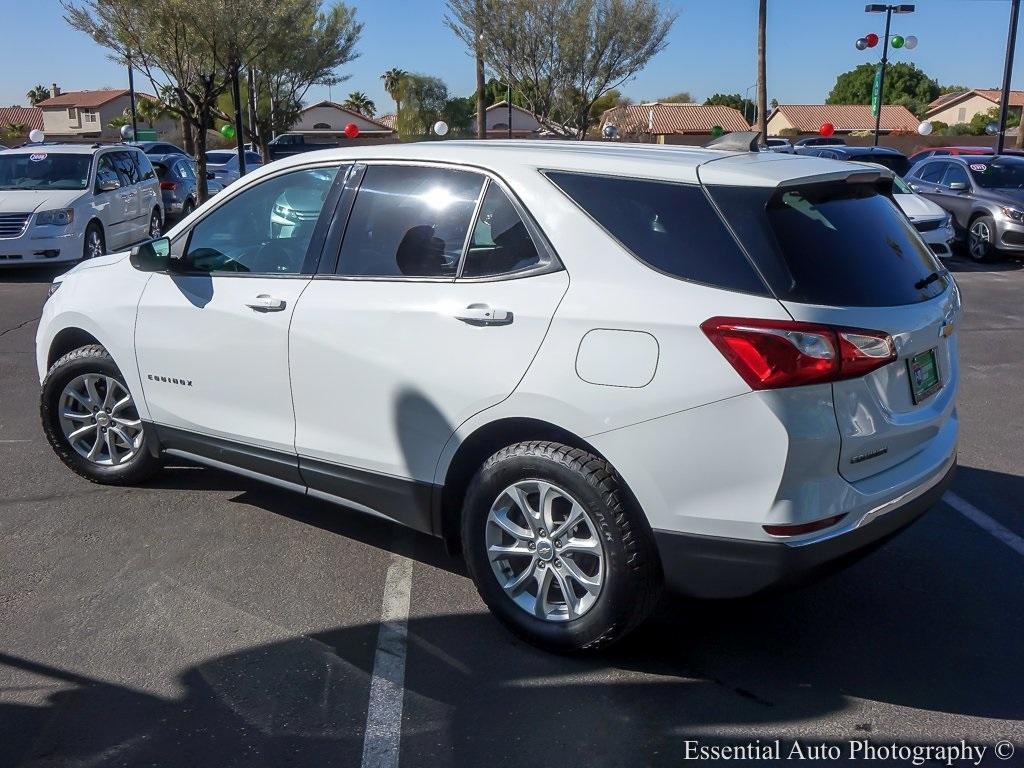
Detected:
[36,140,958,651]
[0,143,163,266]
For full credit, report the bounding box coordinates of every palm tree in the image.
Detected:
[6,122,28,135]
[756,0,767,145]
[380,68,407,114]
[137,96,169,128]
[343,91,376,117]
[26,85,51,106]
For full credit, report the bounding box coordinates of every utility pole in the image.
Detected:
[231,61,246,176]
[756,0,767,145]
[247,67,259,151]
[476,10,486,140]
[997,0,1021,154]
[872,8,893,147]
[127,54,138,141]
[507,81,512,139]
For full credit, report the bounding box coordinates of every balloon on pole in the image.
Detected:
[120,125,134,140]
[865,33,879,48]
[344,123,360,139]
[28,129,44,143]
[433,120,449,136]
[904,35,918,50]
[917,121,933,136]
[855,37,868,51]
[710,125,724,138]
[220,124,236,140]
[819,122,835,137]
[891,35,905,49]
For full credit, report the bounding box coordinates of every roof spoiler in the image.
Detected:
[703,130,761,152]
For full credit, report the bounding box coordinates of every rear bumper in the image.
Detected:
[654,459,955,599]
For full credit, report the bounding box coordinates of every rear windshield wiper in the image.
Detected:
[914,271,945,290]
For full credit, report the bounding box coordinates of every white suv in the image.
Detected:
[0,143,162,266]
[36,141,959,651]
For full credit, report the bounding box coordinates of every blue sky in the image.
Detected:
[3,0,1023,115]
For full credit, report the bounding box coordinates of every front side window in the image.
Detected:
[0,152,92,191]
[462,183,541,277]
[337,165,484,277]
[547,171,767,294]
[182,166,340,274]
[95,155,120,190]
[111,151,140,185]
[918,162,946,184]
[941,164,970,187]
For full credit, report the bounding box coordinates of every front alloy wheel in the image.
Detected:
[486,480,605,621]
[149,209,162,239]
[968,217,995,261]
[58,373,143,466]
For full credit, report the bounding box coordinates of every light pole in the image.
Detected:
[744,84,757,125]
[126,53,138,142]
[996,0,1021,155]
[864,4,915,147]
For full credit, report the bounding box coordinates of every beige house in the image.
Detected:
[290,101,395,140]
[475,101,541,138]
[766,104,917,135]
[36,85,174,141]
[925,89,1024,126]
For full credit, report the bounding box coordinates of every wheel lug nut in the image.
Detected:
[554,559,561,568]
[555,540,562,548]
[539,528,547,537]
[528,542,535,550]
[538,561,545,569]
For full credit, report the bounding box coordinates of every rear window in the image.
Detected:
[858,153,909,176]
[546,171,768,295]
[707,182,947,307]
[206,152,233,164]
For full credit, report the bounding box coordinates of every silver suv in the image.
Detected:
[905,154,1024,261]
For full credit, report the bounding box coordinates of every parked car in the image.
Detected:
[889,171,956,258]
[135,140,190,158]
[36,143,958,651]
[793,136,847,148]
[151,153,225,219]
[205,149,263,185]
[0,143,163,266]
[266,133,337,161]
[906,153,1024,260]
[904,146,1018,165]
[762,137,795,154]
[796,144,911,176]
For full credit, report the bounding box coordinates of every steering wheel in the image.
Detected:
[251,240,296,273]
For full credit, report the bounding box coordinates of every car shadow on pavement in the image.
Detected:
[0,265,70,284]
[944,252,1024,273]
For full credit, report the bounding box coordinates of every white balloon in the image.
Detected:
[433,120,449,136]
[917,121,933,136]
[28,129,44,143]
[904,35,918,50]
[120,124,134,140]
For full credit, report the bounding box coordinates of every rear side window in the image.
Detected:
[462,183,541,277]
[546,171,767,295]
[861,153,909,176]
[135,151,155,181]
[707,182,947,307]
[338,165,484,278]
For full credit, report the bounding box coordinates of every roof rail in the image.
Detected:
[703,130,761,152]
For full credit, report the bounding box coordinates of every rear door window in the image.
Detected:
[707,182,947,307]
[545,171,767,295]
[461,182,542,277]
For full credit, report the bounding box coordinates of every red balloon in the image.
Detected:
[819,122,835,137]
[344,123,360,139]
[865,33,879,48]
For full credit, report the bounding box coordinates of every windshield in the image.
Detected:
[0,152,92,191]
[968,159,1024,189]
[206,152,234,165]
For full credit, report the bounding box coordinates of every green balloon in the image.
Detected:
[220,123,236,139]
[891,35,904,49]
[711,125,724,138]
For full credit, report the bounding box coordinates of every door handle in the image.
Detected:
[245,294,286,312]
[454,303,512,326]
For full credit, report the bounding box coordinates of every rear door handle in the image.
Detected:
[454,303,512,326]
[246,294,286,312]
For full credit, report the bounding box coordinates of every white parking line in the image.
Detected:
[943,491,1024,558]
[361,554,413,768]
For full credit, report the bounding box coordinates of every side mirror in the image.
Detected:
[206,171,216,179]
[98,178,120,192]
[949,181,968,191]
[130,236,170,272]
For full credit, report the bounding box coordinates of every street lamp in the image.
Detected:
[996,0,1021,155]
[864,3,915,147]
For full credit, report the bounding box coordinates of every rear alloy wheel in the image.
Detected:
[462,441,661,652]
[41,344,161,485]
[83,223,104,260]
[149,209,162,239]
[968,216,996,262]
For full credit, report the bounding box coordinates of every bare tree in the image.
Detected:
[447,0,675,139]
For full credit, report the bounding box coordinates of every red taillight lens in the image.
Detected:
[160,181,177,190]
[763,513,847,537]
[701,316,895,390]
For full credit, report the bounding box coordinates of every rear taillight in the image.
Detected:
[700,316,896,390]
[160,181,177,191]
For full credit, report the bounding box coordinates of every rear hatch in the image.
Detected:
[704,164,959,482]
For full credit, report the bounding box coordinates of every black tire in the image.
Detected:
[40,344,161,486]
[83,222,104,260]
[967,215,997,262]
[461,441,661,652]
[181,198,195,217]
[149,208,162,239]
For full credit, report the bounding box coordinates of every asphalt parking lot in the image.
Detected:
[2,254,1023,768]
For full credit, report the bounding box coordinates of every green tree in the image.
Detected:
[968,105,1018,136]
[26,85,51,105]
[380,68,408,114]
[827,62,939,107]
[483,77,527,108]
[704,92,755,122]
[446,0,676,139]
[442,95,476,134]
[137,95,169,127]
[343,91,376,116]
[938,84,968,96]
[656,90,693,103]
[396,73,449,138]
[589,88,629,126]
